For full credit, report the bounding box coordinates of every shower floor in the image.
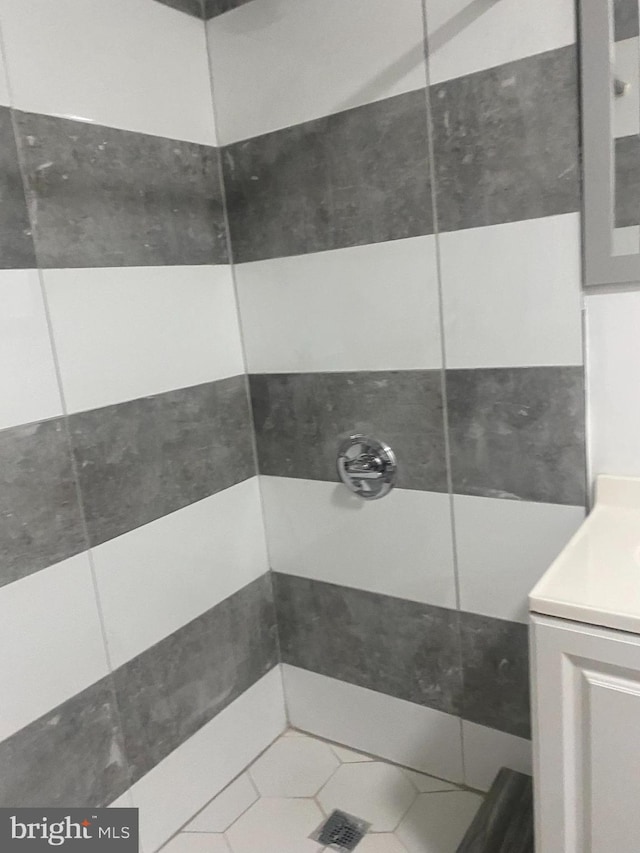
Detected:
[161,729,484,853]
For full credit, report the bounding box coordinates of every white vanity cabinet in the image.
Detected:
[529,475,640,853]
[531,614,640,853]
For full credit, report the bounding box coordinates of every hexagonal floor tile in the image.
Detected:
[248,735,339,796]
[396,791,484,853]
[357,833,409,852]
[317,762,417,831]
[225,798,323,853]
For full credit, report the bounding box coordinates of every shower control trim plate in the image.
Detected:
[337,434,397,500]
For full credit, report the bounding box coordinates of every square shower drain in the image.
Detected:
[310,809,370,851]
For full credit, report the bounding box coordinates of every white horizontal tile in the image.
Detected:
[614,37,640,138]
[206,0,427,144]
[44,265,244,413]
[164,834,230,853]
[0,0,216,143]
[282,665,464,784]
[613,225,640,256]
[439,214,583,369]
[0,270,62,430]
[586,290,640,479]
[236,237,442,373]
[462,721,532,791]
[426,0,575,85]
[0,36,10,106]
[454,495,585,623]
[261,477,456,610]
[92,479,269,669]
[185,773,257,833]
[112,668,286,853]
[0,552,109,740]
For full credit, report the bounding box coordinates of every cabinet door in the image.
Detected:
[532,614,640,853]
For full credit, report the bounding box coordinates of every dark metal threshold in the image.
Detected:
[457,767,533,853]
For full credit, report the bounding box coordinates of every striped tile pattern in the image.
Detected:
[275,573,463,717]
[69,376,255,545]
[275,573,531,738]
[15,111,227,268]
[0,0,585,845]
[0,675,129,808]
[0,0,277,835]
[0,419,85,587]
[208,0,584,796]
[222,90,434,261]
[113,573,278,784]
[431,46,580,232]
[0,575,277,807]
[250,371,447,491]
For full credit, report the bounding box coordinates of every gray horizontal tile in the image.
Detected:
[446,367,586,506]
[615,0,639,40]
[204,0,254,18]
[250,371,447,492]
[615,135,640,227]
[274,573,462,716]
[0,676,129,807]
[223,90,433,262]
[14,111,228,268]
[69,376,255,547]
[154,0,204,17]
[0,107,37,268]
[460,612,531,739]
[431,46,580,232]
[113,573,278,783]
[0,418,86,588]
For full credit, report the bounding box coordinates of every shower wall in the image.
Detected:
[425,0,586,787]
[207,0,587,791]
[0,0,588,847]
[0,1,284,849]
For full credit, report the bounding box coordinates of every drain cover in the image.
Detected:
[310,809,370,851]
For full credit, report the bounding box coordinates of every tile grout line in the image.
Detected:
[167,729,479,850]
[182,774,259,837]
[419,0,468,786]
[391,794,419,836]
[160,727,285,847]
[418,0,462,621]
[200,13,286,713]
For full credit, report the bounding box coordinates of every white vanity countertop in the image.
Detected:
[529,475,640,634]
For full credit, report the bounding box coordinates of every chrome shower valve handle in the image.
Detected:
[337,435,397,500]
